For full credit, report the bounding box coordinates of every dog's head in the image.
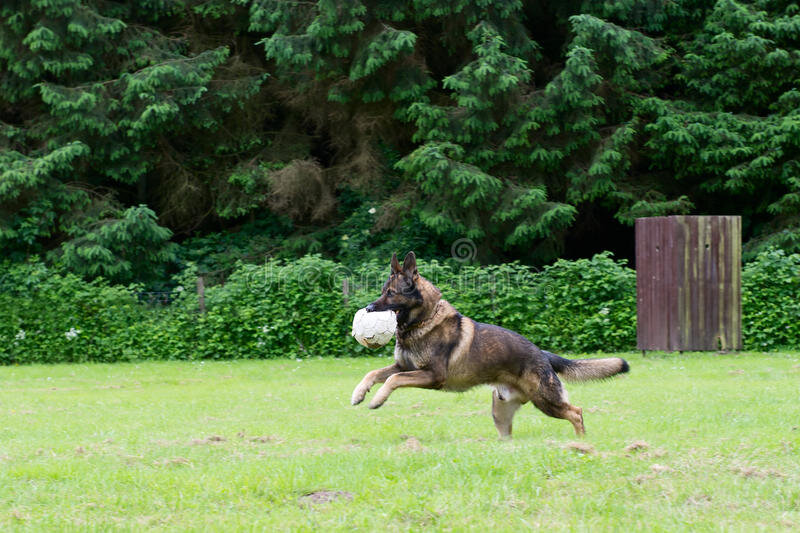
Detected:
[366,252,440,327]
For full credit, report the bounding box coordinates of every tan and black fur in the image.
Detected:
[351,252,629,438]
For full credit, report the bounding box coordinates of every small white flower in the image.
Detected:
[15,329,25,341]
[261,325,271,333]
[65,327,81,340]
[341,234,349,241]
[368,207,376,214]
[175,285,185,293]
[599,307,610,315]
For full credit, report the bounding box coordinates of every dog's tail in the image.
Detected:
[544,351,629,382]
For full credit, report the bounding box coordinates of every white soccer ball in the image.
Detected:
[351,308,397,348]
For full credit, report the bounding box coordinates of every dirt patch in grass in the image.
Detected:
[732,465,785,479]
[400,436,424,452]
[650,463,673,473]
[190,435,227,445]
[641,448,668,459]
[153,457,191,467]
[684,493,712,507]
[632,464,674,484]
[136,515,167,527]
[299,490,353,506]
[121,454,144,465]
[563,441,595,454]
[250,435,283,443]
[625,440,649,453]
[221,431,284,444]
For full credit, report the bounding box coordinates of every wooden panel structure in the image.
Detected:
[636,216,742,351]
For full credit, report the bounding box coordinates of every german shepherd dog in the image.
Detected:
[351,252,629,438]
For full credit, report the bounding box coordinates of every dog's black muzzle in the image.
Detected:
[366,300,395,313]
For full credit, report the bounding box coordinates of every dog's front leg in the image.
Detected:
[368,370,440,409]
[351,363,402,405]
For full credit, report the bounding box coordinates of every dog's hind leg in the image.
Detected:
[526,372,585,436]
[492,387,522,439]
[550,402,584,436]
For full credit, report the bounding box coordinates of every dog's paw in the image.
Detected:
[367,398,385,409]
[368,388,389,409]
[351,385,368,406]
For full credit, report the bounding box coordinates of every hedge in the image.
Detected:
[1,249,798,364]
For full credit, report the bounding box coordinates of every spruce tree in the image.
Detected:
[3,0,800,273]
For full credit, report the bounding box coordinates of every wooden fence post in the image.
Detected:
[197,276,206,314]
[636,215,742,351]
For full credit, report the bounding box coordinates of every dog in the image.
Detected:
[351,251,629,438]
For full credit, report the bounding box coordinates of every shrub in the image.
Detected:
[528,253,637,352]
[191,255,380,359]
[0,261,152,364]
[742,249,800,351]
[1,249,799,365]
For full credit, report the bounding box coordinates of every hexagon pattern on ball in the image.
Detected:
[351,308,396,348]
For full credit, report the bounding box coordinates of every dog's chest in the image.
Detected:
[394,341,431,370]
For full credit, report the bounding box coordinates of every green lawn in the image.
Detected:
[1,352,799,531]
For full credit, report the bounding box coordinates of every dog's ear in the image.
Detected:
[402,251,418,279]
[390,252,401,274]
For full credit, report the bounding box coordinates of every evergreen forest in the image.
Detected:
[2,0,800,285]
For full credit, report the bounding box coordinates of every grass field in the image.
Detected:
[1,352,799,531]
